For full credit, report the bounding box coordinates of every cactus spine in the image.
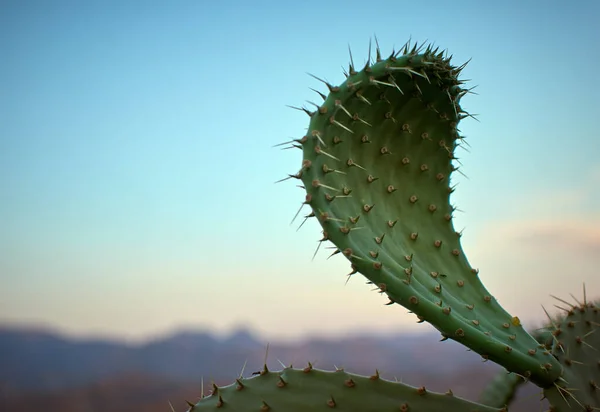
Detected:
[184,40,597,411]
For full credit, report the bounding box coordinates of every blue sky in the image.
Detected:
[1,0,599,343]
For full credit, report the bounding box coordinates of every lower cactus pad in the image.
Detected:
[186,365,504,411]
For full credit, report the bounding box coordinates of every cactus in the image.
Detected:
[478,329,554,408]
[542,297,600,411]
[186,365,503,411]
[183,40,597,411]
[477,371,524,410]
[287,39,561,387]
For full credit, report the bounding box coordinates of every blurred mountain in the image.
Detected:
[0,326,547,411]
[0,326,262,393]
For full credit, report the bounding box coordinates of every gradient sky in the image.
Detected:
[1,0,599,343]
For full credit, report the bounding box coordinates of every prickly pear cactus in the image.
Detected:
[283,40,561,387]
[477,328,555,409]
[478,294,600,411]
[180,39,596,412]
[477,371,524,410]
[186,365,504,411]
[542,296,599,411]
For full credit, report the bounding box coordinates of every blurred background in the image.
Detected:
[1,0,598,410]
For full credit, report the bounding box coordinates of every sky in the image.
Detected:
[1,0,599,344]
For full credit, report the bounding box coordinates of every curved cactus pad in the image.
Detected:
[478,328,557,409]
[287,41,561,387]
[186,366,503,411]
[543,296,600,411]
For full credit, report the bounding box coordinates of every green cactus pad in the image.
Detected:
[478,328,556,408]
[542,296,600,411]
[286,40,561,387]
[478,371,524,409]
[186,365,503,411]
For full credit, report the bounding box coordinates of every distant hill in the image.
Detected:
[0,326,262,394]
[0,326,548,411]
